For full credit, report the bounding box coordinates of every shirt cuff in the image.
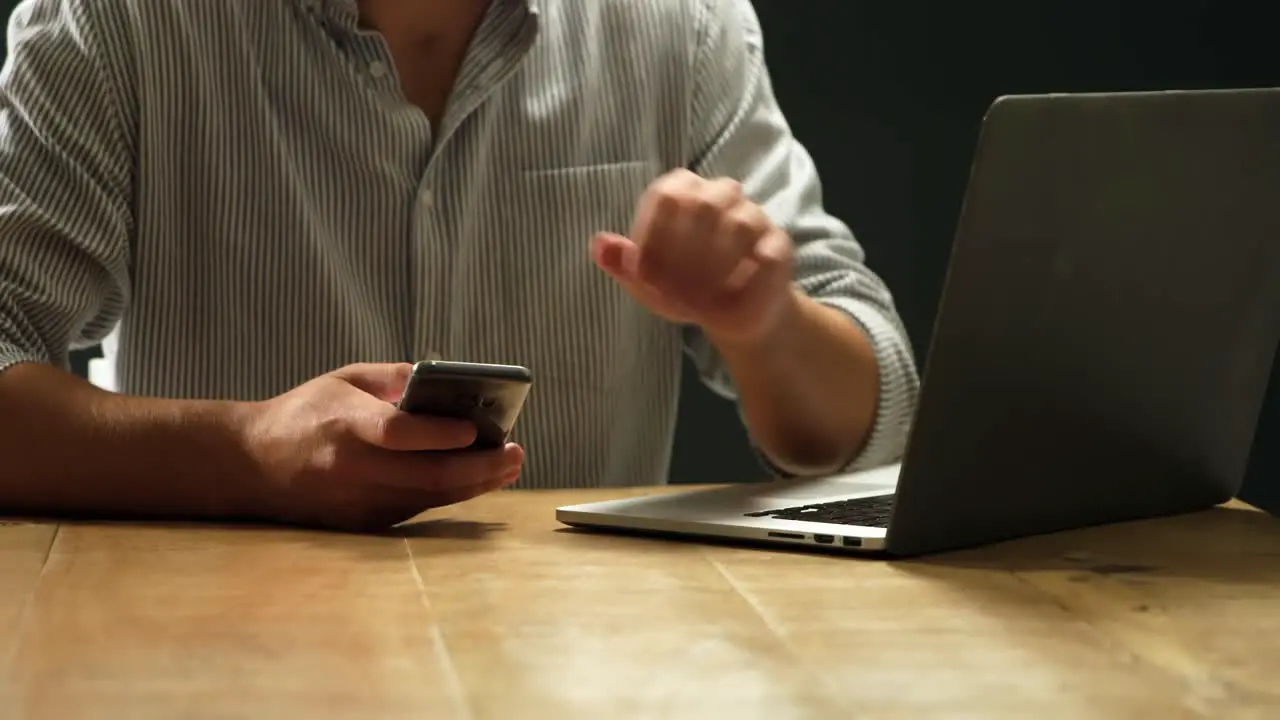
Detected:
[750,296,919,478]
[0,343,53,376]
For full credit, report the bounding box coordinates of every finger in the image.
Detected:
[333,362,414,402]
[692,178,743,239]
[364,443,524,491]
[719,201,774,254]
[411,470,519,510]
[646,167,701,201]
[681,179,746,292]
[635,172,701,284]
[370,468,521,527]
[302,444,523,532]
[640,176,749,293]
[591,232,695,319]
[590,232,642,283]
[317,469,517,532]
[704,203,775,288]
[720,229,790,296]
[753,228,794,266]
[652,197,753,310]
[635,169,699,231]
[343,388,479,451]
[723,256,763,293]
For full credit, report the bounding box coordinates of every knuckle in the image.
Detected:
[648,173,676,192]
[686,201,716,222]
[689,193,719,215]
[723,206,757,233]
[715,177,744,199]
[651,187,683,213]
[310,441,343,476]
[313,410,349,444]
[368,413,397,445]
[331,362,372,381]
[329,363,358,378]
[662,167,696,186]
[650,170,700,199]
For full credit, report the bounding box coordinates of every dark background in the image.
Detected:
[666,1,1280,514]
[42,2,1278,511]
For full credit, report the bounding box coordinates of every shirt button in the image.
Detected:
[419,188,434,210]
[369,61,388,78]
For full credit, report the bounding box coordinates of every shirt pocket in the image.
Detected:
[498,160,666,391]
[518,160,658,220]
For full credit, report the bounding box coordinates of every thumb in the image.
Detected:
[332,362,414,403]
[590,232,641,283]
[330,363,478,451]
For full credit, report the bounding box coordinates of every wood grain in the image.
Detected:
[3,524,467,718]
[0,488,1275,719]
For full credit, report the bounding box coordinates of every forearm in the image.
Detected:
[0,362,266,521]
[710,289,879,476]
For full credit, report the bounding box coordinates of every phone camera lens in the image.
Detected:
[479,397,496,408]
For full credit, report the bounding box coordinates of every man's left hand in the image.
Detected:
[590,169,798,346]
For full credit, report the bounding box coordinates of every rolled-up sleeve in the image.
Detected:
[681,0,920,472]
[0,0,134,375]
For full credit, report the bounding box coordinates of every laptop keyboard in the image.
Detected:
[744,494,896,528]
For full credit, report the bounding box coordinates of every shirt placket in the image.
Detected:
[308,0,538,365]
[311,2,438,362]
[412,4,540,363]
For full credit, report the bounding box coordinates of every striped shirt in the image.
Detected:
[0,0,920,488]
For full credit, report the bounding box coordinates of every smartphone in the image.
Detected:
[395,360,533,450]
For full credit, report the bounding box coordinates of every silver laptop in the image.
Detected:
[557,88,1280,557]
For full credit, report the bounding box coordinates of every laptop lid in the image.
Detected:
[885,89,1280,556]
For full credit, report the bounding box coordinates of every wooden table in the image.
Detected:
[0,486,1276,719]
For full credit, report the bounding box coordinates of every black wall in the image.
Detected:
[670,1,1280,515]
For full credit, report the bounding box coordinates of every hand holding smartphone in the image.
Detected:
[239,362,526,531]
[395,360,533,450]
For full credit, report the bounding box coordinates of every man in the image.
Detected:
[0,0,919,530]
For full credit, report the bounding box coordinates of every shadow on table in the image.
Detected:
[387,518,508,540]
[285,518,512,562]
[896,505,1280,586]
[55,516,514,542]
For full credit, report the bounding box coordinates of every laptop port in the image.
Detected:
[842,536,863,548]
[813,534,835,544]
[767,532,804,540]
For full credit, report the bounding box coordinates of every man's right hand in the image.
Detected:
[239,363,523,531]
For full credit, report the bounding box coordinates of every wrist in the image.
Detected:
[706,286,806,356]
[216,399,282,521]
